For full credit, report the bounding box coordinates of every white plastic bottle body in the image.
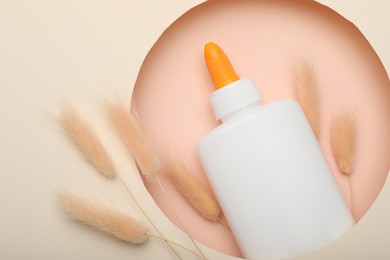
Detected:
[198,99,354,260]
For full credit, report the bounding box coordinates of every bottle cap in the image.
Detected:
[204,42,260,120]
[205,42,240,90]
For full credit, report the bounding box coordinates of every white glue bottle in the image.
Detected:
[197,42,354,260]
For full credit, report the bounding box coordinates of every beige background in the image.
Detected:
[0,0,389,259]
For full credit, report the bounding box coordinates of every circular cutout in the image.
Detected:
[133,0,390,257]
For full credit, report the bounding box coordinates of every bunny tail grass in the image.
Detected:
[59,193,148,244]
[166,159,221,222]
[331,114,356,175]
[60,106,116,178]
[296,61,320,138]
[107,102,158,179]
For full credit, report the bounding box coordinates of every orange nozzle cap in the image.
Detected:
[204,42,240,90]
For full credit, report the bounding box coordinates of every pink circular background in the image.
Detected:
[133,0,390,257]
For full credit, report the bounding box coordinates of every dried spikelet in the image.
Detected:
[166,159,221,222]
[60,193,148,244]
[331,114,356,175]
[107,102,158,179]
[296,61,320,138]
[60,106,116,178]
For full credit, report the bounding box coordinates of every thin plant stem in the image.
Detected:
[218,216,229,230]
[347,176,355,219]
[117,176,182,260]
[155,177,207,260]
[148,234,206,259]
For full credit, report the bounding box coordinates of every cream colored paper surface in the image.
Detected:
[0,0,388,259]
